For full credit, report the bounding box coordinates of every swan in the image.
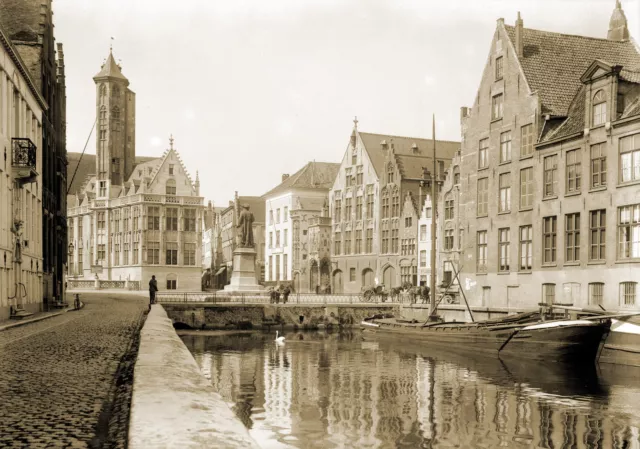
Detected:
[275,330,285,344]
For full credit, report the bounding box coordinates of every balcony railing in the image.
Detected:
[12,138,36,168]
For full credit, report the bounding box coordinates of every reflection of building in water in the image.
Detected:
[288,340,324,441]
[263,347,293,433]
[416,357,434,441]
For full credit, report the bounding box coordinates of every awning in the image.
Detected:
[215,266,227,276]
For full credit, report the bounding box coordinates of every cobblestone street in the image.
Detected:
[0,294,147,449]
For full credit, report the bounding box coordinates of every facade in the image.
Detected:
[263,162,340,291]
[307,212,332,293]
[329,120,459,294]
[0,0,67,303]
[0,25,47,320]
[66,53,204,291]
[458,5,640,311]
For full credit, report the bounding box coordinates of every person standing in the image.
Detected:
[149,275,158,309]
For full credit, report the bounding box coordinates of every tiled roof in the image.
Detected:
[93,51,128,81]
[358,132,459,179]
[504,25,640,116]
[263,161,340,198]
[66,153,158,195]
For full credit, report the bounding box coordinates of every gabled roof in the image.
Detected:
[358,132,459,178]
[93,50,128,82]
[263,161,340,198]
[504,24,640,116]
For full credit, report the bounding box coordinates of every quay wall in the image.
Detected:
[163,303,399,329]
[128,305,261,449]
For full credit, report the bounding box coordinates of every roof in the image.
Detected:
[358,132,459,178]
[263,161,340,198]
[504,24,640,116]
[66,152,157,195]
[93,50,128,82]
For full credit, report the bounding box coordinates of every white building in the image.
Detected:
[0,26,46,320]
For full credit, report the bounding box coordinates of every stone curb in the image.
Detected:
[0,310,67,332]
[128,304,262,449]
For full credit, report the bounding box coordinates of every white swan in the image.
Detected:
[275,330,285,344]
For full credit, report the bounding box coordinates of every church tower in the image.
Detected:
[607,0,630,41]
[93,50,136,186]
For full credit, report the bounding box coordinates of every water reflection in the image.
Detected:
[181,331,640,449]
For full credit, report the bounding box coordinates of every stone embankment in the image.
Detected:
[129,304,261,449]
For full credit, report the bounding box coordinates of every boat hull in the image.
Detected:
[598,318,640,367]
[361,319,608,364]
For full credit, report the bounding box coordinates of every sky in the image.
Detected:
[54,0,640,205]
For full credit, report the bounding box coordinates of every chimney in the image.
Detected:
[282,174,290,182]
[380,139,388,151]
[515,12,524,58]
[460,106,469,119]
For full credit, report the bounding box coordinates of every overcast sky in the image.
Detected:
[55,0,639,205]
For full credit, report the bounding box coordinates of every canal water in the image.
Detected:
[181,330,640,449]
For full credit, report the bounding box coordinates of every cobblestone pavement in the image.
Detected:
[0,294,147,449]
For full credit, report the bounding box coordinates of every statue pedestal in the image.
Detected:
[223,247,265,294]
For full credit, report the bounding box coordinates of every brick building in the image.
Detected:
[0,0,67,303]
[0,23,47,320]
[66,53,204,291]
[329,119,458,294]
[263,162,339,291]
[458,4,640,311]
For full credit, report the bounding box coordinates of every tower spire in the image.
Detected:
[608,0,629,41]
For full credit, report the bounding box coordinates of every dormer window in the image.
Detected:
[592,90,606,126]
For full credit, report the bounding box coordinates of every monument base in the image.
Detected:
[223,247,265,294]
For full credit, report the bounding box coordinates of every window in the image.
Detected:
[334,198,342,221]
[345,198,352,220]
[269,210,274,224]
[592,90,606,126]
[111,106,120,131]
[168,164,174,175]
[620,282,637,306]
[590,143,606,188]
[444,195,454,220]
[565,213,580,263]
[492,93,503,120]
[98,181,107,197]
[352,150,358,165]
[420,225,427,241]
[382,193,389,219]
[166,242,178,265]
[499,173,511,212]
[166,208,178,231]
[275,255,280,281]
[97,244,106,261]
[519,167,533,209]
[566,149,582,193]
[350,268,356,282]
[366,187,374,219]
[183,243,196,265]
[276,209,280,223]
[590,209,606,261]
[148,207,160,230]
[123,244,129,265]
[148,242,160,265]
[167,278,177,290]
[589,283,604,306]
[276,230,280,247]
[544,155,558,197]
[284,206,288,222]
[344,231,351,254]
[355,230,362,254]
[543,283,556,305]
[78,248,83,273]
[345,168,352,188]
[620,133,640,183]
[495,56,503,80]
[444,229,454,250]
[184,209,196,231]
[334,232,341,255]
[391,229,399,253]
[391,194,400,217]
[405,216,412,227]
[420,250,427,268]
[366,229,373,253]
[453,167,460,185]
[477,231,488,272]
[478,138,489,169]
[519,225,532,271]
[133,247,139,264]
[498,228,510,272]
[356,196,363,220]
[387,163,394,184]
[477,178,488,216]
[543,216,557,264]
[283,255,288,280]
[283,229,288,247]
[500,131,511,163]
[382,230,389,253]
[618,204,640,259]
[269,232,273,248]
[356,166,363,185]
[521,124,534,158]
[97,212,106,229]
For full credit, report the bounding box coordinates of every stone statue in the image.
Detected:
[237,203,255,247]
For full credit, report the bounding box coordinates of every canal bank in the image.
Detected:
[129,304,261,449]
[162,303,399,330]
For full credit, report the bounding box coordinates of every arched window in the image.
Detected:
[166,179,176,195]
[592,90,606,126]
[387,163,394,184]
[99,84,106,102]
[112,85,120,98]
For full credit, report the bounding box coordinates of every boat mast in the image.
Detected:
[430,114,437,317]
